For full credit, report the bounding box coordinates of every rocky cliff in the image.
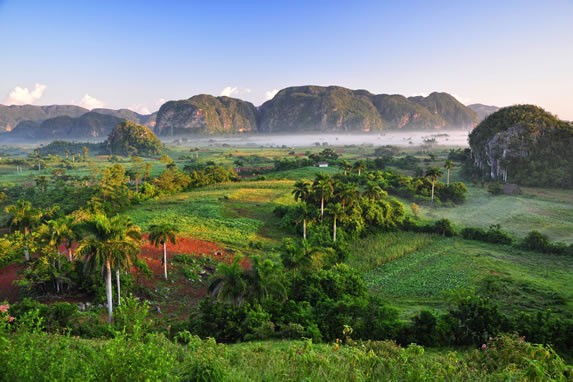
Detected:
[408,92,479,129]
[154,95,257,136]
[258,86,384,132]
[0,104,88,132]
[3,112,124,141]
[469,105,573,187]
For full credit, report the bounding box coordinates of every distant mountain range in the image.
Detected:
[0,86,499,142]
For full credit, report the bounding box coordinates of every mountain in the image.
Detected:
[469,104,573,188]
[0,86,484,139]
[258,86,384,133]
[0,104,88,132]
[104,121,163,156]
[408,92,479,129]
[467,104,499,121]
[2,112,124,141]
[154,94,257,136]
[92,108,157,127]
[369,94,445,129]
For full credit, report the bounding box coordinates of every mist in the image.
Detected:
[165,130,471,148]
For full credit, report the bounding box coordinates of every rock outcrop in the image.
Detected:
[469,105,573,187]
[258,86,384,133]
[4,112,124,141]
[154,95,257,136]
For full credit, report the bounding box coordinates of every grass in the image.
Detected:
[351,232,573,316]
[422,185,573,244]
[125,180,294,251]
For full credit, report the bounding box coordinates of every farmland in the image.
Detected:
[0,139,572,378]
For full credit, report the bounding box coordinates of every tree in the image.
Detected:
[312,174,333,219]
[353,160,367,176]
[5,200,43,261]
[363,181,387,201]
[42,216,76,262]
[208,255,248,306]
[444,160,454,185]
[326,203,345,242]
[293,202,314,240]
[335,181,359,209]
[338,159,352,175]
[425,167,444,203]
[76,213,141,322]
[130,155,145,193]
[292,180,311,203]
[148,223,179,280]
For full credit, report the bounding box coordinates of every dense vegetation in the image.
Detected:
[0,140,572,379]
[104,121,163,156]
[469,104,573,187]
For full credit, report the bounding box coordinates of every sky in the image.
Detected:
[0,0,572,120]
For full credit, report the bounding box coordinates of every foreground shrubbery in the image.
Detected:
[0,310,571,382]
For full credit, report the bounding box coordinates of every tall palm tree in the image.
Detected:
[293,202,315,240]
[425,167,444,203]
[5,200,43,261]
[353,160,367,176]
[148,223,179,280]
[444,160,454,185]
[312,174,333,218]
[326,202,345,242]
[292,180,311,203]
[338,159,353,175]
[76,213,141,323]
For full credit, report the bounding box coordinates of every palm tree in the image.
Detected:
[312,174,333,218]
[336,181,359,208]
[208,255,286,306]
[42,217,76,261]
[5,200,43,261]
[425,167,444,203]
[148,223,179,280]
[353,160,367,176]
[338,159,352,175]
[292,180,311,203]
[363,181,387,200]
[326,202,345,242]
[208,255,248,306]
[76,213,141,323]
[444,160,454,185]
[293,202,315,240]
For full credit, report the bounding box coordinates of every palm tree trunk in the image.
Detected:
[163,243,168,280]
[68,248,73,262]
[333,218,337,242]
[24,228,30,261]
[303,219,307,240]
[321,197,324,218]
[447,170,450,185]
[431,180,435,202]
[106,260,113,323]
[116,269,121,306]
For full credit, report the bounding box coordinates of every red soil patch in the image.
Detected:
[0,263,22,303]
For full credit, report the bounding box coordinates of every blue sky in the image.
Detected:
[0,0,572,119]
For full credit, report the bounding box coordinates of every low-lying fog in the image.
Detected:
[166,130,471,148]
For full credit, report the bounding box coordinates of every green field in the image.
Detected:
[349,232,573,317]
[422,185,573,244]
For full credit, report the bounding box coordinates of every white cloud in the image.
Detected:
[128,104,151,115]
[78,94,105,110]
[220,86,239,97]
[219,86,252,98]
[4,83,47,105]
[264,89,279,101]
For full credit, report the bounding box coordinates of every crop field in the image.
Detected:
[126,180,295,251]
[422,185,573,244]
[351,232,573,316]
